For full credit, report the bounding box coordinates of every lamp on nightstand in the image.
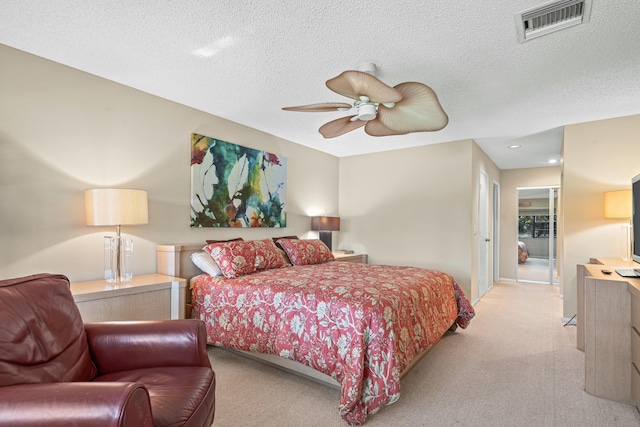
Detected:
[85,189,148,283]
[604,190,632,261]
[311,216,340,251]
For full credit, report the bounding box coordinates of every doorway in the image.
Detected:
[517,187,559,285]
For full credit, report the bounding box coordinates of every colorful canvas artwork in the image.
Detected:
[190,133,287,228]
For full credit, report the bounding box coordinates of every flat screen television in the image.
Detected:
[615,174,640,278]
[633,173,640,264]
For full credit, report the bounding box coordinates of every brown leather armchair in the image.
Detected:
[0,273,215,427]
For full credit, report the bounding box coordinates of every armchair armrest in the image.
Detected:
[85,319,210,374]
[0,383,152,427]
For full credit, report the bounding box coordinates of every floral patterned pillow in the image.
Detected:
[204,240,257,278]
[253,239,289,270]
[276,239,335,266]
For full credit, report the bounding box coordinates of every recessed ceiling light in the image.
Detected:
[548,159,558,164]
[508,144,521,149]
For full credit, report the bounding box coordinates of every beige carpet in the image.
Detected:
[207,282,640,426]
[518,257,560,284]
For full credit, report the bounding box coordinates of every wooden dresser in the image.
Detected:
[577,258,640,407]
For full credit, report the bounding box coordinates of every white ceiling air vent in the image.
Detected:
[515,0,592,43]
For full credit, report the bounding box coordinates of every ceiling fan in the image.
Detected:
[282,62,449,139]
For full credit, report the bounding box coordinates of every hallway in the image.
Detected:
[518,257,560,284]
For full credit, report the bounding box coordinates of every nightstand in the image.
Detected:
[333,252,368,264]
[70,273,187,322]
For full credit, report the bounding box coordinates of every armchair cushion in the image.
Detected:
[0,273,97,386]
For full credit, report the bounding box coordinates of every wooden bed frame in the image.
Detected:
[156,243,448,390]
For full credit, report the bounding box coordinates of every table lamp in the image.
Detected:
[604,189,632,261]
[311,216,340,251]
[85,189,148,283]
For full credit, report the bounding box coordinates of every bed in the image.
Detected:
[518,241,529,264]
[157,239,474,425]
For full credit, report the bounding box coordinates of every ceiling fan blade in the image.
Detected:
[377,82,449,133]
[318,116,366,138]
[282,102,352,112]
[364,118,408,137]
[326,71,403,104]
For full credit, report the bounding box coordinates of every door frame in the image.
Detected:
[478,169,490,298]
[516,186,559,285]
[492,179,501,286]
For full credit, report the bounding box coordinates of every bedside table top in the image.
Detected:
[70,273,186,300]
[332,252,368,263]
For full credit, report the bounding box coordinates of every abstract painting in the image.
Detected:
[190,133,287,227]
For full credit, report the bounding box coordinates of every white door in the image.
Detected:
[478,170,490,298]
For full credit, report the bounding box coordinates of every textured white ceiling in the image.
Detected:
[1,1,639,169]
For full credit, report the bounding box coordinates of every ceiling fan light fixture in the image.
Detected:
[358,103,377,121]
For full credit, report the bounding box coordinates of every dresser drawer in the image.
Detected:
[633,326,640,367]
[632,294,640,407]
[633,293,640,332]
[633,361,640,408]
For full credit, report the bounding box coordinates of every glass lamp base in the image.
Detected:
[621,224,632,261]
[104,236,133,283]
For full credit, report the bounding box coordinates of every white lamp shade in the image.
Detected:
[604,190,632,219]
[85,189,148,226]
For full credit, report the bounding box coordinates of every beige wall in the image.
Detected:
[338,139,500,302]
[499,167,561,281]
[561,113,640,319]
[0,44,339,282]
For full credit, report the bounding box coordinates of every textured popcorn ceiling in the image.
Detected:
[1,1,639,168]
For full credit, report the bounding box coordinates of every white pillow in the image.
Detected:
[190,251,223,276]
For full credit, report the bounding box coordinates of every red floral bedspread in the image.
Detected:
[191,261,474,425]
